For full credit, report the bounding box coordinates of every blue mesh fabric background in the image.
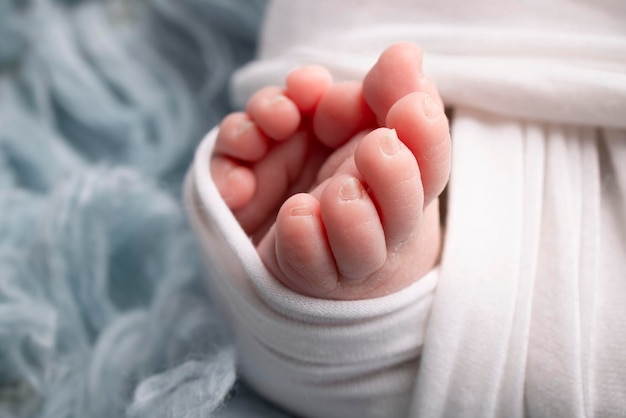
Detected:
[0,0,291,416]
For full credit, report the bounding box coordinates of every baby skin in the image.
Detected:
[211,43,451,300]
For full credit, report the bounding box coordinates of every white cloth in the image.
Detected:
[233,0,626,129]
[186,0,626,417]
[412,111,626,418]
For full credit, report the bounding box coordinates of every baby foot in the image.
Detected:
[211,64,375,242]
[212,43,451,300]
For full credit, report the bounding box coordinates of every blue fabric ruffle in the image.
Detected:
[0,0,289,416]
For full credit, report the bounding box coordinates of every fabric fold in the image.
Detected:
[411,109,626,418]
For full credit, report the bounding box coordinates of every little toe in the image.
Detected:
[215,112,269,161]
[246,86,301,140]
[320,174,387,283]
[354,128,423,247]
[313,82,376,148]
[386,92,451,206]
[210,156,256,210]
[286,65,333,113]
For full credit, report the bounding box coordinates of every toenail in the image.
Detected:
[381,129,402,155]
[268,94,288,105]
[290,205,314,217]
[236,119,254,135]
[339,177,363,201]
[423,95,440,119]
[220,171,238,203]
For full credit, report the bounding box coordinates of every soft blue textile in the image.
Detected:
[0,0,289,416]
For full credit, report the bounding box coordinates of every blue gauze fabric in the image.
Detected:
[0,0,290,416]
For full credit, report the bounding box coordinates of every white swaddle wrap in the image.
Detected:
[186,0,626,416]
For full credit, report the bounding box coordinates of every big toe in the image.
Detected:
[363,42,423,122]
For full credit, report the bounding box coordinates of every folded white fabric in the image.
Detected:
[411,109,626,418]
[186,0,626,416]
[233,0,626,129]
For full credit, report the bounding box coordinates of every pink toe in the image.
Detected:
[386,92,451,206]
[320,175,386,282]
[313,82,376,148]
[215,112,269,161]
[246,86,302,140]
[362,42,424,123]
[210,156,256,210]
[286,65,333,113]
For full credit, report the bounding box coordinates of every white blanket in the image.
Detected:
[186,1,626,416]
